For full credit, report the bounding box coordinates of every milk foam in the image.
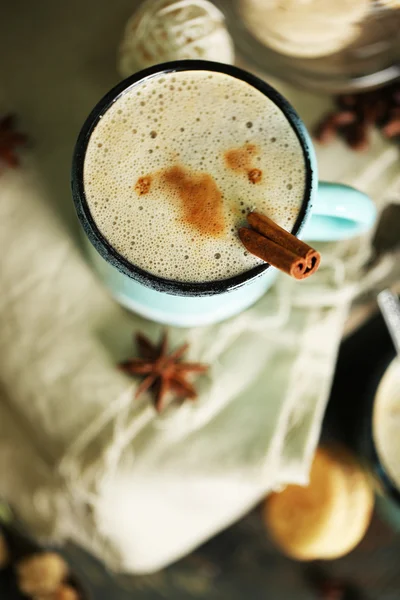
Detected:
[373,358,400,491]
[83,70,306,282]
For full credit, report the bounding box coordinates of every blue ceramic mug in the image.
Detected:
[72,61,376,327]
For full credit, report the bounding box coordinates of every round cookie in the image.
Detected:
[264,448,351,560]
[263,446,374,560]
[315,447,373,559]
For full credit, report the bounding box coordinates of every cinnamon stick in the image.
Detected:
[239,212,320,280]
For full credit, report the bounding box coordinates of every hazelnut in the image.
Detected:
[17,552,69,596]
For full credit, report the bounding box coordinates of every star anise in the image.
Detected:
[0,114,28,171]
[119,331,209,412]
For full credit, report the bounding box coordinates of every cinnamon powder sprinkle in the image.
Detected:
[224,143,263,183]
[135,175,152,195]
[248,168,262,184]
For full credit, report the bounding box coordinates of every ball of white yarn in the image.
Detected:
[117,0,235,78]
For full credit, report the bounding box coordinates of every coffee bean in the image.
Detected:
[314,81,400,151]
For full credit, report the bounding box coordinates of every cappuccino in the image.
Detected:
[84,69,306,282]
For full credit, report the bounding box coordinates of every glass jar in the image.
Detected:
[219,0,400,92]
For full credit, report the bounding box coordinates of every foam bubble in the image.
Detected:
[83,70,306,283]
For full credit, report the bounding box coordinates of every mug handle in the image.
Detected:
[302,182,377,242]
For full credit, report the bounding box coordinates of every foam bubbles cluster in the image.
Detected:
[84,70,306,283]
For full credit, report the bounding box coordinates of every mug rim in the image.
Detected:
[71,59,316,297]
[363,353,400,506]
